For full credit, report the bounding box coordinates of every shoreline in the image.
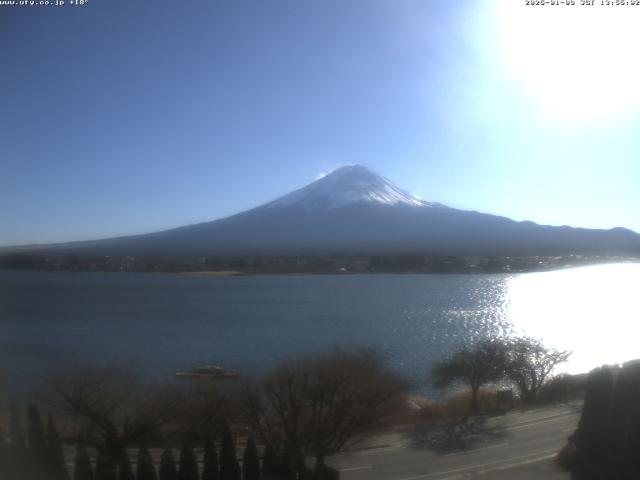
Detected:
[171,260,640,277]
[177,270,245,277]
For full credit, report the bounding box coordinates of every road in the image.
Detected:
[328,404,580,480]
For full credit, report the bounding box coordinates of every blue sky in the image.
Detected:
[2,0,639,246]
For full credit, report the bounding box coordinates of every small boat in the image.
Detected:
[192,364,225,374]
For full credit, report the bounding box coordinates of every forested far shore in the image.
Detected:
[1,252,638,274]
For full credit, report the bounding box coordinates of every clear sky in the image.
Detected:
[2,0,639,246]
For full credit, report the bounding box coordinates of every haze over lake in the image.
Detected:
[1,263,638,396]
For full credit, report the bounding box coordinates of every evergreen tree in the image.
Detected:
[137,447,158,480]
[178,443,199,480]
[46,414,70,480]
[95,452,117,480]
[9,401,28,478]
[117,450,135,480]
[159,448,178,480]
[219,424,240,480]
[202,435,219,480]
[242,438,260,480]
[0,423,8,480]
[74,443,94,480]
[9,401,26,451]
[278,451,295,480]
[27,404,48,473]
[261,444,279,479]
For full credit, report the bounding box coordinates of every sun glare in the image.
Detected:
[507,263,640,375]
[495,1,640,124]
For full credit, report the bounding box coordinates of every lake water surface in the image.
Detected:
[1,263,638,396]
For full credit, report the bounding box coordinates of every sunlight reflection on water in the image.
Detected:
[506,263,640,374]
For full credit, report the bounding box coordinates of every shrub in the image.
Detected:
[536,373,587,405]
[444,388,498,418]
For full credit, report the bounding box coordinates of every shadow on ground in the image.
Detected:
[409,416,506,454]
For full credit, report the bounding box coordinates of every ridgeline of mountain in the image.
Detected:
[5,165,640,258]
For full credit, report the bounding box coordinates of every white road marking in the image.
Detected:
[505,411,578,429]
[476,453,556,475]
[508,416,576,431]
[351,444,407,456]
[339,465,373,472]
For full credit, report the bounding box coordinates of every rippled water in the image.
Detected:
[1,263,638,396]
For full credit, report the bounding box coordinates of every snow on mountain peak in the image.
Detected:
[263,165,436,211]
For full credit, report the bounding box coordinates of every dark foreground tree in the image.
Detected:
[610,361,640,478]
[9,401,28,478]
[48,365,178,471]
[201,435,219,480]
[559,362,640,479]
[505,336,570,405]
[261,443,279,478]
[159,448,178,480]
[117,451,135,480]
[95,452,117,480]
[178,443,199,480]
[278,451,296,480]
[0,424,6,479]
[220,424,241,480]
[27,404,48,474]
[74,443,94,480]
[432,338,508,414]
[47,414,71,480]
[174,387,231,445]
[137,447,158,480]
[242,438,260,480]
[243,348,405,477]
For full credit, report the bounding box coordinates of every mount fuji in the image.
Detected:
[8,165,640,257]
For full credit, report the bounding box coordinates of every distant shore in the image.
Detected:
[178,270,245,277]
[1,252,638,275]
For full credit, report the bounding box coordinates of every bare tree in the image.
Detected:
[46,365,179,474]
[432,337,509,414]
[169,383,236,445]
[505,336,571,405]
[242,348,406,478]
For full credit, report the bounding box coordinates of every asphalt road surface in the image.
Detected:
[329,404,580,480]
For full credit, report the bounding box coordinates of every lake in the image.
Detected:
[1,263,639,397]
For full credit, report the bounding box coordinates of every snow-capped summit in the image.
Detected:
[263,165,436,211]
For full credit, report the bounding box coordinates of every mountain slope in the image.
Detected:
[7,165,640,257]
